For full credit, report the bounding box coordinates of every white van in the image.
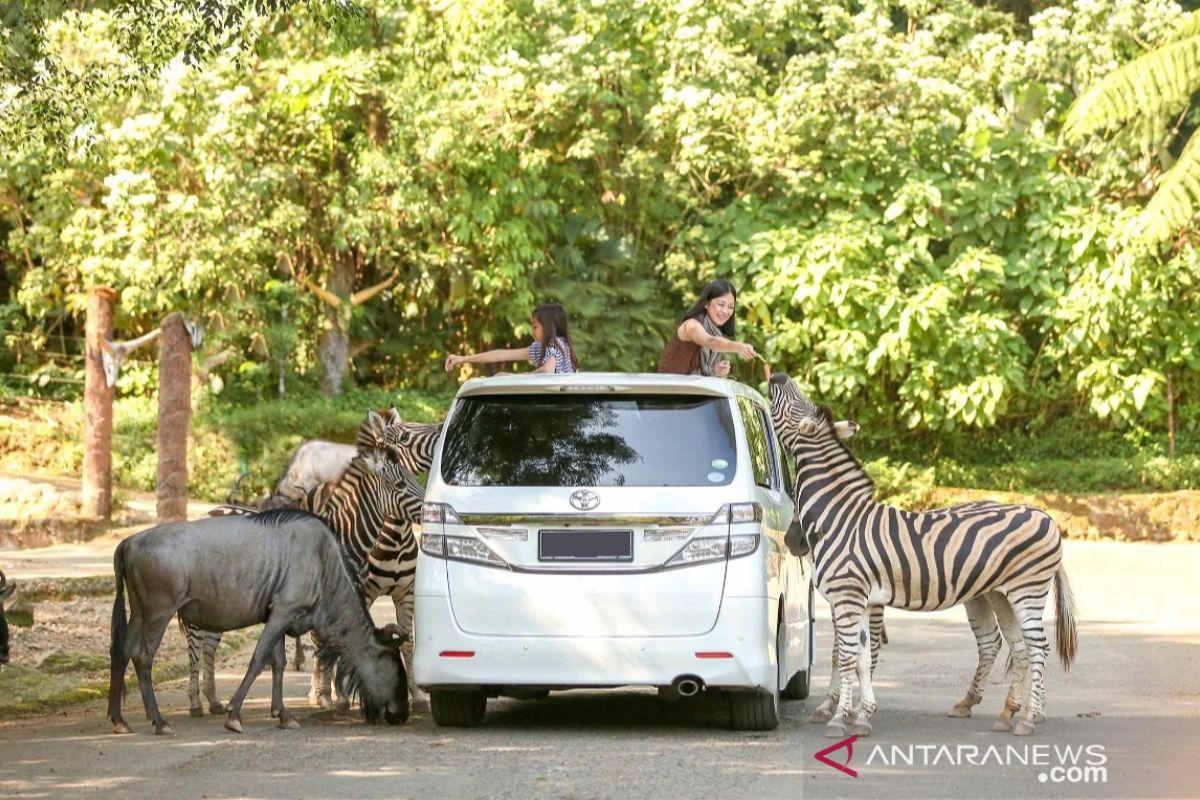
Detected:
[413,372,814,730]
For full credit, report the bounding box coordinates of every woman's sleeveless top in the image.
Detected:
[657,332,702,375]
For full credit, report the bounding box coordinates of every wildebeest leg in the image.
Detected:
[290,635,306,672]
[270,638,300,730]
[132,610,176,735]
[224,614,292,734]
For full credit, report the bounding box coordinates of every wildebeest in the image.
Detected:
[107,509,409,735]
[0,569,15,665]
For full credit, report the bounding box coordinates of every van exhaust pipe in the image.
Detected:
[660,675,704,702]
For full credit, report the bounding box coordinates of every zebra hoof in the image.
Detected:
[111,721,133,735]
[278,716,301,731]
[1030,712,1046,723]
[947,703,973,718]
[335,699,351,713]
[224,717,244,734]
[309,693,333,710]
[992,718,1013,733]
[208,702,226,714]
[824,720,848,738]
[810,706,834,724]
[154,723,174,736]
[851,719,873,737]
[1013,720,1036,736]
[189,707,205,718]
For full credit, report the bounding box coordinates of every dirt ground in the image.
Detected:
[1,537,1199,800]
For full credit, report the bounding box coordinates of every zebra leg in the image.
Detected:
[291,635,306,672]
[202,631,225,714]
[308,632,335,709]
[186,624,204,717]
[809,608,841,723]
[949,595,1002,718]
[824,601,865,738]
[391,584,427,712]
[1009,593,1051,736]
[868,605,885,675]
[270,637,300,730]
[987,594,1031,733]
[852,613,877,737]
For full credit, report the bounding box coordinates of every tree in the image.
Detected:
[1065,11,1200,244]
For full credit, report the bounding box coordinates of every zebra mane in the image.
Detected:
[817,404,875,493]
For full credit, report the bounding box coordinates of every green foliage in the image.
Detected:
[0,0,1198,471]
[1065,9,1200,243]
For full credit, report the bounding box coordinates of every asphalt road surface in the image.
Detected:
[1,540,1198,800]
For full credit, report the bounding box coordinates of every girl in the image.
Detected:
[445,302,580,375]
[658,279,757,376]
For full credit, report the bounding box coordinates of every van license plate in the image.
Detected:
[538,530,633,562]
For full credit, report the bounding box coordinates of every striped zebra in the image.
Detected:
[259,409,441,509]
[184,409,430,715]
[767,373,1077,738]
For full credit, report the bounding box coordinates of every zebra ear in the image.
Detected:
[833,419,860,440]
[783,518,811,558]
[365,408,387,440]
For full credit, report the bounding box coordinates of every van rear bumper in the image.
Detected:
[413,593,776,691]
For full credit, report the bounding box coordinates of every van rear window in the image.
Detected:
[440,394,738,487]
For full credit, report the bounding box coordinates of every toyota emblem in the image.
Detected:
[569,489,600,511]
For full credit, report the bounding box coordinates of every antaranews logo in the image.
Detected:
[813,737,1108,785]
[814,735,858,778]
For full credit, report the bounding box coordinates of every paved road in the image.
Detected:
[1,540,1198,800]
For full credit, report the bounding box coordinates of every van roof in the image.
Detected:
[453,371,770,405]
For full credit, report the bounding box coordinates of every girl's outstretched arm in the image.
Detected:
[445,346,531,370]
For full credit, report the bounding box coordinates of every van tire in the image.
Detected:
[782,668,810,700]
[430,689,487,727]
[729,625,782,730]
[728,689,780,731]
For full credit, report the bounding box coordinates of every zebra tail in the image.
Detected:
[1054,564,1078,671]
[107,540,129,722]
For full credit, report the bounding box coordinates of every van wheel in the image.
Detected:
[729,627,782,730]
[782,668,810,700]
[429,689,487,727]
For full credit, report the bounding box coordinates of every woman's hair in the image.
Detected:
[681,279,738,337]
[532,302,580,370]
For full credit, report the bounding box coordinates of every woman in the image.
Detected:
[445,302,580,375]
[658,279,757,376]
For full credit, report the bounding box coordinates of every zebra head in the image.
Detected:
[355,407,440,474]
[767,373,826,448]
[351,447,425,523]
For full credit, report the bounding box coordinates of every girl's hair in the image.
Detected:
[681,279,738,337]
[532,302,580,370]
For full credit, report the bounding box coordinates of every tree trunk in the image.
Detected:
[82,287,117,521]
[318,254,355,395]
[157,312,192,523]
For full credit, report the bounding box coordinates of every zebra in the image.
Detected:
[183,409,430,716]
[767,373,1077,738]
[301,456,425,711]
[257,409,441,509]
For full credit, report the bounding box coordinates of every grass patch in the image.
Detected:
[0,631,257,718]
[17,575,115,602]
